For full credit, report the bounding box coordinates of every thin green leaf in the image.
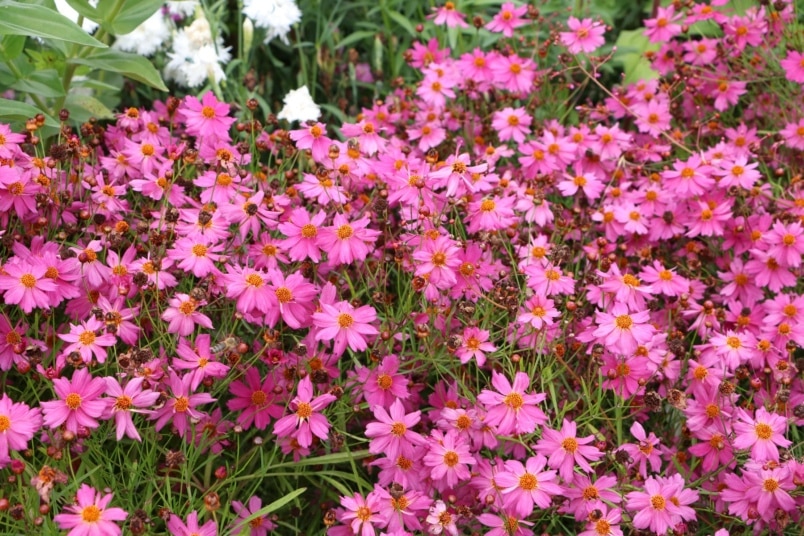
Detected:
[385,10,416,37]
[70,49,167,91]
[0,1,106,48]
[335,30,377,51]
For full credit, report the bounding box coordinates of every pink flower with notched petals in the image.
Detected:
[518,295,560,330]
[492,107,531,143]
[151,371,215,438]
[732,407,792,462]
[317,214,380,266]
[593,303,656,355]
[161,293,213,337]
[180,91,235,140]
[264,269,317,329]
[455,326,495,366]
[412,234,462,290]
[477,371,547,435]
[313,300,378,356]
[0,394,42,466]
[643,6,682,42]
[365,398,426,460]
[496,455,563,517]
[220,265,274,315]
[579,506,623,536]
[423,429,475,490]
[173,335,230,391]
[362,354,409,408]
[535,419,603,483]
[231,496,277,535]
[486,2,528,36]
[765,220,804,268]
[289,122,332,162]
[167,511,217,536]
[41,368,107,434]
[58,318,117,366]
[781,50,804,84]
[54,484,127,536]
[625,476,683,535]
[273,376,336,448]
[103,377,160,442]
[279,208,327,262]
[227,367,284,431]
[429,2,468,28]
[560,17,606,53]
[0,259,57,314]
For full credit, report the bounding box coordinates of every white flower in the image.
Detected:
[166,0,199,18]
[164,17,231,88]
[243,0,302,45]
[54,0,98,33]
[277,86,321,123]
[113,12,170,57]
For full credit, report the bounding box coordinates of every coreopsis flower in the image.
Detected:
[312,300,378,356]
[562,475,621,520]
[578,506,623,536]
[429,1,468,28]
[423,429,475,490]
[180,92,236,140]
[454,326,495,366]
[273,376,336,448]
[54,484,127,536]
[289,122,332,162]
[167,511,217,536]
[231,496,277,535]
[0,394,42,466]
[279,208,327,262]
[220,266,274,315]
[534,419,603,483]
[643,5,682,42]
[173,335,230,391]
[277,85,321,123]
[0,123,25,158]
[226,367,284,430]
[151,371,216,438]
[103,377,160,442]
[426,500,458,536]
[496,455,563,517]
[161,293,213,337]
[618,421,663,478]
[41,368,107,434]
[477,371,547,435]
[485,2,528,37]
[263,269,317,329]
[732,407,792,462]
[365,399,426,459]
[625,476,684,535]
[517,295,560,330]
[742,462,797,522]
[491,107,531,143]
[317,214,380,266]
[362,354,409,408]
[0,168,38,218]
[243,0,302,44]
[560,17,606,54]
[592,304,656,355]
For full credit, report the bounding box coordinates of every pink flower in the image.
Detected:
[279,208,327,262]
[273,376,336,448]
[264,269,317,329]
[365,398,426,460]
[41,368,107,434]
[780,50,804,84]
[151,371,216,438]
[477,371,547,435]
[517,295,560,330]
[732,407,792,462]
[54,484,127,536]
[313,300,378,356]
[423,429,475,490]
[0,259,57,314]
[317,214,380,266]
[289,122,332,162]
[362,354,409,408]
[167,511,217,536]
[104,377,159,441]
[485,2,528,37]
[0,394,42,466]
[57,318,117,365]
[429,2,469,28]
[491,107,531,143]
[426,500,458,536]
[221,266,274,315]
[557,170,605,201]
[743,463,796,521]
[618,421,663,478]
[578,506,623,536]
[560,17,606,54]
[496,455,563,517]
[231,496,277,535]
[454,326,495,366]
[643,6,682,42]
[765,220,804,268]
[593,304,656,355]
[412,234,462,289]
[180,92,235,140]
[625,476,683,535]
[535,419,603,483]
[161,293,214,337]
[226,367,284,430]
[173,335,230,391]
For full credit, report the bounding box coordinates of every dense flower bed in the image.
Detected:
[0,1,802,535]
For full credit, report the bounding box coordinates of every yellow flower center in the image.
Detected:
[81,505,101,523]
[504,392,523,409]
[755,423,773,440]
[336,225,353,239]
[20,274,36,288]
[615,315,633,329]
[275,287,293,303]
[174,397,189,412]
[66,393,82,410]
[0,415,10,432]
[245,274,264,288]
[518,473,538,491]
[79,331,96,346]
[202,106,216,119]
[337,313,354,328]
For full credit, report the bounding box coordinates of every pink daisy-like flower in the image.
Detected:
[426,499,458,536]
[273,376,336,448]
[226,367,284,431]
[173,335,230,391]
[578,506,623,536]
[485,1,528,37]
[0,393,42,466]
[496,455,563,517]
[476,371,547,435]
[151,371,216,438]
[161,293,214,337]
[54,484,127,536]
[0,259,58,314]
[454,326,496,366]
[333,492,384,536]
[167,511,217,536]
[317,214,380,266]
[429,1,469,28]
[365,398,426,460]
[625,476,682,535]
[231,496,277,535]
[41,368,107,434]
[732,406,792,462]
[312,300,378,356]
[743,463,796,522]
[104,377,160,442]
[517,294,560,330]
[491,107,531,144]
[220,265,274,315]
[279,208,327,263]
[180,91,236,139]
[57,318,117,365]
[535,419,603,483]
[362,354,409,409]
[264,269,317,329]
[592,303,656,355]
[423,429,475,490]
[560,17,606,54]
[780,50,804,84]
[643,5,682,42]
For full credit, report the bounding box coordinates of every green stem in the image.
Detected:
[2,58,49,112]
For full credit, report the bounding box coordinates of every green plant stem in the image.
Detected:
[2,58,49,113]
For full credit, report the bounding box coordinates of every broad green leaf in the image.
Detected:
[0,97,59,126]
[386,10,416,37]
[612,29,659,84]
[0,1,106,48]
[99,0,164,35]
[63,0,100,22]
[70,49,167,91]
[66,93,114,119]
[10,69,65,98]
[0,34,25,62]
